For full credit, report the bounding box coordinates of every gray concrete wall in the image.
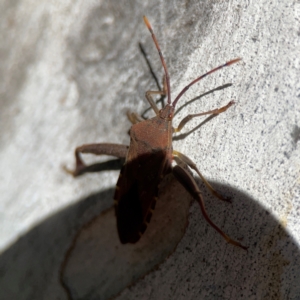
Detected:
[0,0,299,299]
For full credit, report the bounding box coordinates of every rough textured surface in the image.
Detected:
[62,174,192,300]
[0,0,299,299]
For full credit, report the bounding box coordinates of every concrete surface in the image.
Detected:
[0,0,299,299]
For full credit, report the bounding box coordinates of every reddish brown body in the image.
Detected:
[115,105,174,243]
[65,16,247,250]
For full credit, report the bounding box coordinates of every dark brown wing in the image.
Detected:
[114,150,170,243]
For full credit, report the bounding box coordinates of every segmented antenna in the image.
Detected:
[143,16,241,108]
[143,16,171,104]
[172,58,241,107]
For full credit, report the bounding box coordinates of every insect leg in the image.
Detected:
[144,16,171,104]
[173,150,230,202]
[64,143,128,177]
[144,73,167,115]
[127,112,144,124]
[174,100,235,133]
[145,89,166,115]
[172,164,247,250]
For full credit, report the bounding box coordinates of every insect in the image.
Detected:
[65,16,247,250]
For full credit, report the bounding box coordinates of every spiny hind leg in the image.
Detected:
[173,150,230,202]
[172,164,247,250]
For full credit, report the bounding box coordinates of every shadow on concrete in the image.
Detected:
[0,176,299,300]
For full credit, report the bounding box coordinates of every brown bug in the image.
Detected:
[65,16,247,250]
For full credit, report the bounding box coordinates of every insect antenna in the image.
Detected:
[143,16,171,104]
[172,58,241,107]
